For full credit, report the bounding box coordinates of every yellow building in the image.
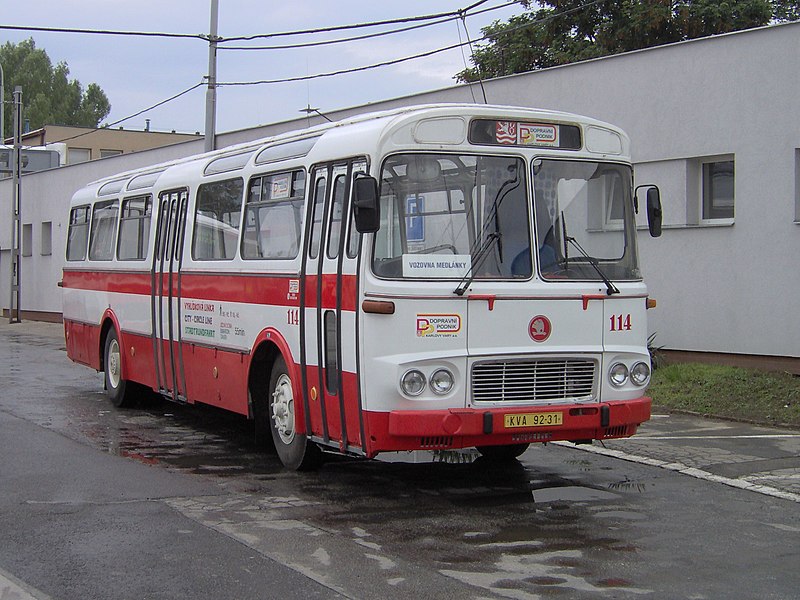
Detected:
[13,125,202,165]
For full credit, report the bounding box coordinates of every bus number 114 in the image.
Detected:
[609,314,632,331]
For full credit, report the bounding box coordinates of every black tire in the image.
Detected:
[251,386,275,451]
[476,443,530,461]
[268,356,321,471]
[103,328,137,408]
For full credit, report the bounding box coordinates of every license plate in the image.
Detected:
[504,412,563,428]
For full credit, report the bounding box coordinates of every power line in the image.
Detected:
[215,0,603,87]
[220,0,495,43]
[220,15,457,51]
[217,40,470,86]
[45,82,205,145]
[0,0,500,45]
[5,0,598,141]
[459,13,488,103]
[217,2,510,51]
[0,23,206,41]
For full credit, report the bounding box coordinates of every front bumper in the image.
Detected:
[364,397,651,456]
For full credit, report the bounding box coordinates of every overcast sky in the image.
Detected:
[2,1,524,135]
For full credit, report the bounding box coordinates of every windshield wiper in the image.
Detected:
[564,236,620,296]
[454,232,500,296]
[453,173,519,296]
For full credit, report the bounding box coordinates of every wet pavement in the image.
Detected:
[0,321,798,600]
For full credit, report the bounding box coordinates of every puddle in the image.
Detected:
[531,486,619,504]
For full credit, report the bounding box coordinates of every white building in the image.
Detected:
[1,22,797,370]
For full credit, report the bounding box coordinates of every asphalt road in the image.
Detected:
[0,321,798,600]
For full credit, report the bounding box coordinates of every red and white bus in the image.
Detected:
[62,104,663,469]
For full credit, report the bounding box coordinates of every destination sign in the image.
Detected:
[469,119,581,150]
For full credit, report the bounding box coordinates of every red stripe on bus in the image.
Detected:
[62,270,357,310]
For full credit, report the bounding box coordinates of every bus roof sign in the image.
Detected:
[469,119,582,150]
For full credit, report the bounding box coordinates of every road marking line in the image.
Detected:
[0,567,52,600]
[554,442,800,503]
[635,434,800,440]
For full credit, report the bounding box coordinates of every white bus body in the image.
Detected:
[62,104,662,469]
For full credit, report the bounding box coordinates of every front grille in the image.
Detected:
[472,358,596,404]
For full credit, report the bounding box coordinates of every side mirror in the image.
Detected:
[646,186,662,238]
[353,175,380,234]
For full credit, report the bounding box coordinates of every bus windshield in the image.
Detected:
[372,153,531,279]
[533,159,641,282]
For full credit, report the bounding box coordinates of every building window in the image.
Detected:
[604,169,625,226]
[68,148,91,164]
[41,222,52,256]
[702,160,734,220]
[22,224,32,257]
[100,149,123,158]
[795,149,800,223]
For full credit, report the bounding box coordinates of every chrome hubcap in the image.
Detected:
[108,339,121,389]
[271,373,295,445]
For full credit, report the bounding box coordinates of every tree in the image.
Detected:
[456,0,800,82]
[1,38,111,136]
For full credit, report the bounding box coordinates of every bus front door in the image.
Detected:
[301,160,366,454]
[151,189,189,402]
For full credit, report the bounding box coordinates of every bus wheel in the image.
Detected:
[268,356,321,471]
[104,329,136,408]
[476,443,530,461]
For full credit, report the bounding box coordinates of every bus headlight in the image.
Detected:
[430,369,455,395]
[630,362,651,386]
[400,369,426,396]
[609,363,629,387]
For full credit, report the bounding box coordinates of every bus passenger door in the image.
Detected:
[301,160,365,454]
[151,189,189,402]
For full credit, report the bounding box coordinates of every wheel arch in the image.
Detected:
[247,328,305,431]
[98,309,122,374]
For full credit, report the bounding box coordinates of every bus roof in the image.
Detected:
[71,104,629,204]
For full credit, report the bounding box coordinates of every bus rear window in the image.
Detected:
[66,206,90,261]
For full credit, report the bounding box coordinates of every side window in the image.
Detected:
[242,170,306,259]
[192,178,243,260]
[88,199,119,261]
[346,162,368,259]
[66,206,90,261]
[117,196,152,260]
[308,176,327,259]
[327,174,347,259]
[346,206,361,259]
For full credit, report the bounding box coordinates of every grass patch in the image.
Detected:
[648,363,800,428]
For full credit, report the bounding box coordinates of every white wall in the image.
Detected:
[1,22,797,358]
[0,140,205,318]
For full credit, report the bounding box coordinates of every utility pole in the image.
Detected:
[204,0,219,153]
[0,62,4,143]
[9,86,22,323]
